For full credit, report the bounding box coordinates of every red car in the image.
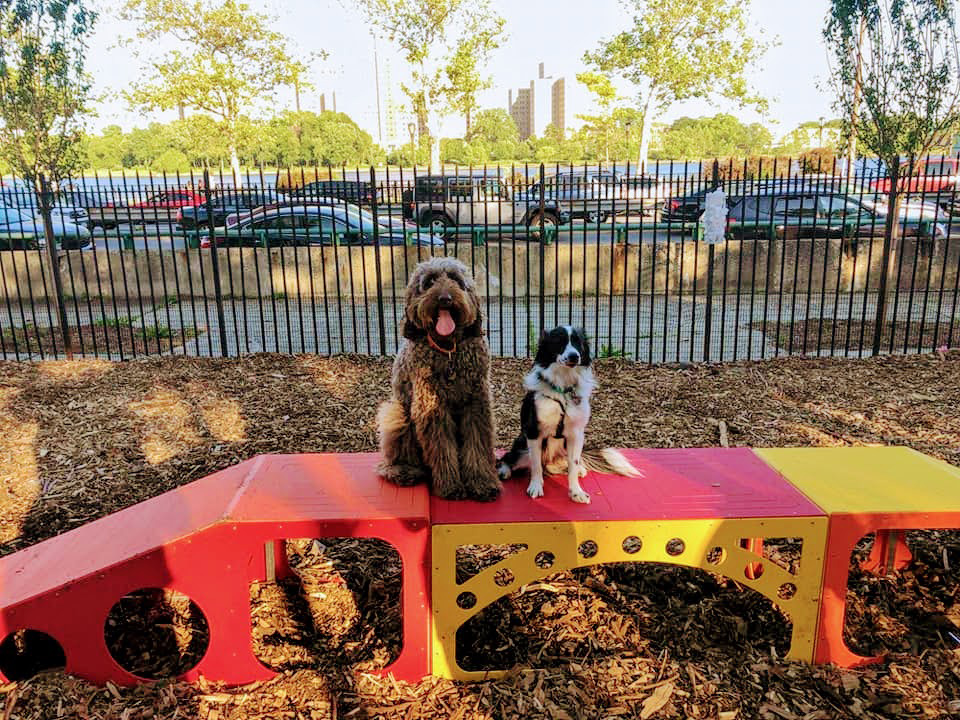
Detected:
[129,190,205,209]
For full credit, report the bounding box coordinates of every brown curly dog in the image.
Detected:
[376,257,501,501]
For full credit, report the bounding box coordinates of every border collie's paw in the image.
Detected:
[497,462,512,481]
[526,477,544,498]
[569,487,591,504]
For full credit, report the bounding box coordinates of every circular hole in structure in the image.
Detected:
[622,536,642,554]
[456,592,477,610]
[745,562,765,580]
[778,583,797,600]
[578,540,599,559]
[534,551,555,569]
[0,630,66,681]
[493,568,515,587]
[706,546,726,565]
[105,588,210,680]
[666,538,686,556]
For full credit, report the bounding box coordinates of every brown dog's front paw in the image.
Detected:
[462,467,502,502]
[379,462,429,487]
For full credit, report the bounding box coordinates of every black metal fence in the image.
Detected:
[0,155,959,363]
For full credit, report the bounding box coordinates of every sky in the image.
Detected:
[85,0,839,144]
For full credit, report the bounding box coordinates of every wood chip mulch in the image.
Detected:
[0,350,960,719]
[752,319,957,356]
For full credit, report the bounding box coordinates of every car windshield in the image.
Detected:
[343,207,386,232]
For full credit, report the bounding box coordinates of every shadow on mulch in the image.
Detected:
[752,319,957,356]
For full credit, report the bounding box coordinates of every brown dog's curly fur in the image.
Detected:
[376,257,501,501]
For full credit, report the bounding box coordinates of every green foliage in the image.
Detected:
[716,156,793,181]
[598,344,630,359]
[582,0,771,167]
[80,111,383,171]
[798,147,838,173]
[0,0,97,187]
[825,0,960,172]
[655,114,773,160]
[355,0,506,169]
[120,0,319,177]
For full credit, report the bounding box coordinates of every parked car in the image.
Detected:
[522,171,670,222]
[401,175,567,237]
[0,207,92,250]
[176,189,288,230]
[0,189,91,232]
[128,189,205,209]
[199,205,445,248]
[726,192,946,240]
[287,180,376,206]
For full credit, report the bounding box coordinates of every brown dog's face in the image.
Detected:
[403,258,482,341]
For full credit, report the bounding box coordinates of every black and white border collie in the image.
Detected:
[497,326,642,504]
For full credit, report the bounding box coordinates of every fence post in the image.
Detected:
[538,162,546,336]
[203,168,230,357]
[39,174,73,359]
[702,159,719,362]
[370,165,387,355]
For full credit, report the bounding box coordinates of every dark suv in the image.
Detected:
[176,189,287,229]
[401,175,567,237]
[288,180,375,205]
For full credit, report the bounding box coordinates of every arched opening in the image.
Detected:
[455,561,793,672]
[0,630,66,681]
[105,588,209,680]
[844,530,960,657]
[251,537,402,671]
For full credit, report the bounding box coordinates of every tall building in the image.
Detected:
[509,83,535,140]
[551,78,565,133]
[508,65,567,140]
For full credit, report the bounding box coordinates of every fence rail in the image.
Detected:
[1,156,959,363]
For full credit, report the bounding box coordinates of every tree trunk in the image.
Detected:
[872,157,901,355]
[637,92,654,172]
[846,15,866,182]
[465,107,471,135]
[230,145,242,187]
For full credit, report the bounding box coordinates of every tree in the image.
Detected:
[824,0,960,353]
[355,0,506,170]
[582,0,770,170]
[657,114,773,159]
[0,0,96,189]
[120,0,317,182]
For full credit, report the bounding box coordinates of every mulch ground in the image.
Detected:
[2,322,200,358]
[753,319,958,356]
[1,351,960,719]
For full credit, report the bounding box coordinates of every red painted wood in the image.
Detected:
[434,448,824,524]
[814,511,954,667]
[0,453,431,686]
[859,529,914,575]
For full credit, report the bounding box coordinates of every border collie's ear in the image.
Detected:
[577,328,592,367]
[534,329,552,367]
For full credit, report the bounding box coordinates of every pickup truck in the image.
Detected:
[871,156,960,201]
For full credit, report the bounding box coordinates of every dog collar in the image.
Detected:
[537,371,581,404]
[427,334,456,358]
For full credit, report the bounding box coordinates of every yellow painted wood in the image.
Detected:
[756,447,960,515]
[432,516,828,681]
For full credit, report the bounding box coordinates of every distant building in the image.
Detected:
[508,64,567,140]
[509,83,535,140]
[551,78,565,133]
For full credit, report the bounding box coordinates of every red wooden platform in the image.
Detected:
[0,454,430,685]
[432,448,824,523]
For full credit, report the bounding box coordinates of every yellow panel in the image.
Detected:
[756,447,960,515]
[432,516,827,681]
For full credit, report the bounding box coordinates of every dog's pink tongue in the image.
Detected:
[435,309,455,336]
